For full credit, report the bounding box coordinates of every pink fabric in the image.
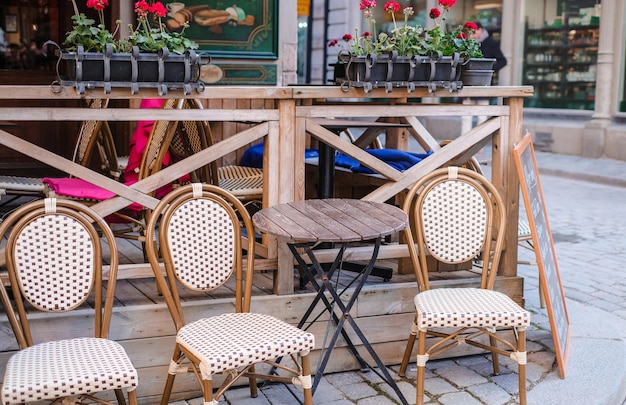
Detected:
[42,178,144,212]
[124,98,165,183]
[42,98,188,219]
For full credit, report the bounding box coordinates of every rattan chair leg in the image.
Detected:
[248,364,258,397]
[518,329,527,405]
[398,328,417,377]
[489,335,501,375]
[202,379,214,404]
[114,389,127,405]
[128,389,138,405]
[160,348,181,405]
[302,353,313,405]
[416,330,427,405]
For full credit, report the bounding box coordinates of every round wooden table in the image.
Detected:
[252,198,409,404]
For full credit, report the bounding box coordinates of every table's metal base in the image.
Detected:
[291,239,409,405]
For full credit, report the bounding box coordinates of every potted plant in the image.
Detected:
[450,21,496,86]
[328,0,487,92]
[52,0,206,95]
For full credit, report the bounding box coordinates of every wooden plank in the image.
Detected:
[292,85,534,100]
[363,118,501,202]
[305,120,404,181]
[0,85,293,100]
[298,104,509,119]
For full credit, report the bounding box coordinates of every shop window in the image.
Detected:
[523,0,600,110]
[0,1,60,70]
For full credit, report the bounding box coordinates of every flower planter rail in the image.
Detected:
[334,54,497,93]
[54,45,206,95]
[334,52,464,94]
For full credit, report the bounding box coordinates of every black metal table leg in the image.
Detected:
[291,238,408,405]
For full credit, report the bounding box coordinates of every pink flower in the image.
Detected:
[134,0,149,11]
[384,1,400,13]
[429,8,441,19]
[360,0,377,10]
[149,1,167,18]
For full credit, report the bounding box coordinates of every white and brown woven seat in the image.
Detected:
[397,167,531,405]
[145,183,314,405]
[0,198,138,405]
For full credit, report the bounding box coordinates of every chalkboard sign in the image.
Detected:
[514,133,570,379]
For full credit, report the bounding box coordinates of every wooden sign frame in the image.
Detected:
[514,133,571,378]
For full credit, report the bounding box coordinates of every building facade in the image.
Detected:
[300,0,626,160]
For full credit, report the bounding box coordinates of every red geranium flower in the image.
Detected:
[384,1,400,13]
[438,0,456,9]
[149,2,167,18]
[343,34,353,42]
[86,0,108,11]
[463,21,478,32]
[429,8,441,19]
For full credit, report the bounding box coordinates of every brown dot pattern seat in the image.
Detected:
[2,337,138,404]
[415,288,531,330]
[177,312,315,376]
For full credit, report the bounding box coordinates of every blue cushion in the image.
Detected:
[241,143,319,168]
[241,143,431,174]
[336,149,432,174]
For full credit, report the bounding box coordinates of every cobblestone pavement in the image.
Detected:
[170,151,626,405]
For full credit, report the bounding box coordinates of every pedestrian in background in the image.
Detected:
[471,20,507,75]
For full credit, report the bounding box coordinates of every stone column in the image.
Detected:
[499,0,524,86]
[582,0,616,157]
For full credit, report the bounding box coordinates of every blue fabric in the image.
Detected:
[241,143,431,174]
[336,149,433,174]
[241,143,319,168]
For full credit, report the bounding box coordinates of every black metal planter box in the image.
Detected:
[459,58,496,86]
[333,51,464,93]
[55,45,205,95]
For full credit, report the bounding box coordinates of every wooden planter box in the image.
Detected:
[56,45,205,95]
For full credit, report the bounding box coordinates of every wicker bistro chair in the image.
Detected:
[174,98,264,202]
[0,198,138,405]
[397,167,531,405]
[0,99,121,203]
[145,183,315,405]
[43,98,182,243]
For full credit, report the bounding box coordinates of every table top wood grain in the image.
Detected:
[252,198,408,243]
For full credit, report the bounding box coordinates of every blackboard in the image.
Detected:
[514,133,570,379]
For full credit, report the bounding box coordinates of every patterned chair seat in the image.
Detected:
[177,312,315,375]
[415,288,530,330]
[2,337,138,404]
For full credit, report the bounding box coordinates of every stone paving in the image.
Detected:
[170,151,626,405]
